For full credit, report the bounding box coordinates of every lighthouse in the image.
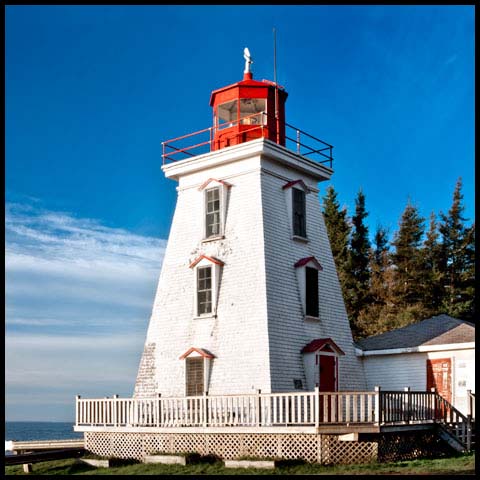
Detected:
[134,50,366,399]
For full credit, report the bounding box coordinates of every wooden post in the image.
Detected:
[374,386,381,425]
[202,392,207,427]
[112,394,118,427]
[430,387,437,420]
[75,395,81,425]
[314,385,319,429]
[103,397,108,426]
[466,390,472,419]
[157,393,161,427]
[466,389,472,451]
[23,464,33,473]
[404,387,411,424]
[256,389,262,427]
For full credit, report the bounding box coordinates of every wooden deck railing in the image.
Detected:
[381,389,437,424]
[75,387,474,450]
[75,388,381,428]
[467,390,475,420]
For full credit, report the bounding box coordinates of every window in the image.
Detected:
[283,180,309,241]
[199,179,232,241]
[185,357,204,396]
[239,98,266,125]
[190,254,224,318]
[305,266,319,317]
[216,100,237,129]
[292,188,306,238]
[205,187,221,238]
[294,256,322,319]
[197,266,212,315]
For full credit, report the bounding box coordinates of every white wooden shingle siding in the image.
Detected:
[134,139,366,397]
[136,159,270,396]
[261,158,366,392]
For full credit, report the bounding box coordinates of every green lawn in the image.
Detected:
[4,453,475,475]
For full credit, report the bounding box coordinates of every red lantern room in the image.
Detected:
[209,48,288,151]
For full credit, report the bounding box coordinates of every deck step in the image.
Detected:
[437,425,467,453]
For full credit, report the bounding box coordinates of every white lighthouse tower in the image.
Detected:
[134,51,366,400]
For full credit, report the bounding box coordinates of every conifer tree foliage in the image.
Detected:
[356,226,396,337]
[422,212,444,315]
[322,186,351,295]
[390,202,430,327]
[322,178,475,340]
[438,178,475,320]
[344,190,371,336]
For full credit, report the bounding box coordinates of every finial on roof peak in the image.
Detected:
[243,47,253,79]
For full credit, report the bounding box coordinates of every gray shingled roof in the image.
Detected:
[355,314,475,351]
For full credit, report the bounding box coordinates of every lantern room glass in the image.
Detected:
[217,100,237,129]
[216,98,266,128]
[239,98,266,125]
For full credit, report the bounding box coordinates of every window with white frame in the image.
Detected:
[205,187,221,238]
[197,266,212,315]
[190,255,224,318]
[294,256,322,319]
[283,179,310,241]
[199,179,232,241]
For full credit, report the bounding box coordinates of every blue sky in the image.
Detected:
[5,5,474,421]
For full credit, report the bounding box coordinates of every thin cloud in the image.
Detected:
[5,202,166,420]
[5,202,166,329]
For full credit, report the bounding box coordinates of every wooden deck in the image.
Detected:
[74,387,474,452]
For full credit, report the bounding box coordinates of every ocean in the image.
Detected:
[5,422,83,452]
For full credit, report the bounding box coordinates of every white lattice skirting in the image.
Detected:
[84,432,379,464]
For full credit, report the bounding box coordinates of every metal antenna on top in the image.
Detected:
[273,27,280,143]
[273,27,277,86]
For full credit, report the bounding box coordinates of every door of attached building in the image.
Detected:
[426,358,452,402]
[318,354,337,422]
[427,358,452,419]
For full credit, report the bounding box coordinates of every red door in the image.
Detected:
[319,355,336,391]
[426,358,452,403]
[427,358,452,419]
[318,355,337,422]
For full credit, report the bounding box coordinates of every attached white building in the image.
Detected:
[356,314,475,415]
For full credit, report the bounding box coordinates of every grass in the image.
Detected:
[4,452,475,475]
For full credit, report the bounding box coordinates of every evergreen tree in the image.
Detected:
[390,201,429,327]
[460,223,476,321]
[422,212,444,315]
[439,178,475,319]
[372,226,389,267]
[344,189,371,336]
[322,186,351,296]
[369,226,392,311]
[356,225,396,338]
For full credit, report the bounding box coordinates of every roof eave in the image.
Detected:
[355,341,475,357]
